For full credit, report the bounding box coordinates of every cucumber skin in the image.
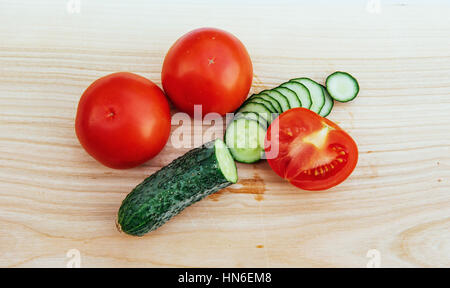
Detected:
[117,141,232,236]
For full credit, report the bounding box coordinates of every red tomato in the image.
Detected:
[162,27,253,116]
[265,108,358,191]
[75,72,171,169]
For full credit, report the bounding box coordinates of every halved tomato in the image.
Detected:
[265,108,358,191]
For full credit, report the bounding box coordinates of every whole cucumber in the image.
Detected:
[117,139,237,236]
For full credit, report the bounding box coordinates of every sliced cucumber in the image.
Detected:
[272,87,301,109]
[233,111,260,122]
[290,78,324,113]
[237,102,273,124]
[280,81,312,109]
[215,139,238,182]
[251,94,282,113]
[325,71,359,102]
[233,111,268,130]
[225,118,266,163]
[244,97,277,114]
[319,86,334,117]
[260,90,290,112]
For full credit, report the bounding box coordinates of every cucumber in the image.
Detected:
[319,86,334,117]
[251,94,282,113]
[325,71,359,102]
[260,90,290,112]
[237,102,273,124]
[244,97,277,114]
[117,139,237,236]
[225,118,266,163]
[280,81,312,109]
[233,111,268,129]
[233,111,260,122]
[272,86,301,108]
[290,78,325,113]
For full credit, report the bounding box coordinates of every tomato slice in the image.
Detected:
[265,108,358,191]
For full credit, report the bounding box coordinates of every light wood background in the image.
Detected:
[0,0,449,268]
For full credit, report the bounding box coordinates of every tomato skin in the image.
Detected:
[162,27,253,116]
[75,72,171,169]
[265,108,358,191]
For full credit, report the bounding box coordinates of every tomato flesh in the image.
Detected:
[265,108,358,191]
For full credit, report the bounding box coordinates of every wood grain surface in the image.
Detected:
[0,0,449,267]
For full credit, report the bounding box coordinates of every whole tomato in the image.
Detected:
[162,27,253,116]
[75,72,171,169]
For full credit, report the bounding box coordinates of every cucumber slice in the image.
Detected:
[319,86,334,117]
[233,111,260,122]
[325,71,359,102]
[272,87,301,108]
[225,118,266,163]
[233,111,268,130]
[117,139,237,236]
[290,78,325,113]
[215,139,238,182]
[260,90,290,112]
[237,102,273,124]
[251,94,282,113]
[280,81,312,109]
[244,97,277,114]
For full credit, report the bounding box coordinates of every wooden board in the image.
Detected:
[0,0,449,267]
